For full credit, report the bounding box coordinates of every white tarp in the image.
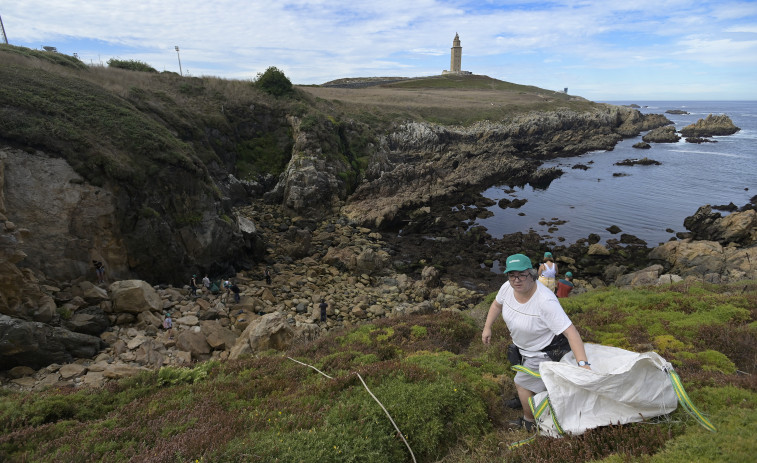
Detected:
[531,343,679,437]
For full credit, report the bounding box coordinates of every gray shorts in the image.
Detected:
[514,354,550,394]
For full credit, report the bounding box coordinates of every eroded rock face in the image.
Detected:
[0,148,265,285]
[1,149,129,282]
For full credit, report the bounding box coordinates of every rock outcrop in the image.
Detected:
[682,206,757,246]
[340,107,669,227]
[680,114,740,137]
[642,126,680,143]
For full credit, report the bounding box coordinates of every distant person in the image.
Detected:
[538,252,557,291]
[319,299,328,323]
[230,282,241,303]
[162,312,173,338]
[223,279,232,302]
[189,274,198,297]
[202,274,211,291]
[93,260,106,284]
[556,272,575,298]
[265,267,272,285]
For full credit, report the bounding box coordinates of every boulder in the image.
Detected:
[134,338,165,367]
[587,243,610,256]
[615,265,664,287]
[229,312,294,359]
[59,363,87,380]
[73,281,110,304]
[62,306,110,336]
[0,314,103,370]
[421,266,441,287]
[200,320,238,350]
[176,330,211,360]
[109,280,162,314]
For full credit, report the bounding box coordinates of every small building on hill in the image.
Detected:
[442,33,472,75]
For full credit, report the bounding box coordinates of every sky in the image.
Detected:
[2,0,757,101]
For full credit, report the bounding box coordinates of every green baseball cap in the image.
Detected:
[503,253,533,273]
[565,271,573,277]
[544,252,553,258]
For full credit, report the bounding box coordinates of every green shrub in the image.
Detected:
[253,66,293,97]
[106,58,157,73]
[157,362,217,386]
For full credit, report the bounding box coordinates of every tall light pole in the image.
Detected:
[174,45,182,76]
[0,14,8,44]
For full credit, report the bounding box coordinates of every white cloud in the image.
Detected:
[3,0,756,98]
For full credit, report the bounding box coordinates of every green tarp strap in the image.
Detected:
[512,364,541,378]
[667,368,717,432]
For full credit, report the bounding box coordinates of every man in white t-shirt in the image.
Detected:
[482,253,591,431]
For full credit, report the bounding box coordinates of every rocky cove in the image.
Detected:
[1,50,756,390]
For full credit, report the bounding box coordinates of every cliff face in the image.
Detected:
[0,49,272,285]
[339,105,665,227]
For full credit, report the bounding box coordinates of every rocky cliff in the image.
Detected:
[341,106,668,227]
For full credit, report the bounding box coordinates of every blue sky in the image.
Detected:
[2,0,757,100]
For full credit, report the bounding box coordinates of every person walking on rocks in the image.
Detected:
[162,312,173,339]
[93,260,106,284]
[319,299,328,323]
[482,253,591,432]
[202,274,211,292]
[556,272,575,298]
[538,252,558,291]
[264,267,272,285]
[189,274,198,297]
[231,282,241,303]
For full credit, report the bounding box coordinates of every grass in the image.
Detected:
[299,74,599,127]
[1,281,755,462]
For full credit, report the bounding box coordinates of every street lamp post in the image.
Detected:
[174,45,182,76]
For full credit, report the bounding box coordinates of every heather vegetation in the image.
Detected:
[1,281,755,462]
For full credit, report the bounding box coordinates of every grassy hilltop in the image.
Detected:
[1,281,755,462]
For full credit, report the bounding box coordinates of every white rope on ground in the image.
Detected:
[286,357,417,463]
[286,356,333,379]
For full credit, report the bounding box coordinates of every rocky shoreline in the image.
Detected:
[3,196,756,392]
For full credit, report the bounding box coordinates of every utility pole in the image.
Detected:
[174,45,182,76]
[0,14,8,44]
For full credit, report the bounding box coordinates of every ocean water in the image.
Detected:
[476,101,757,247]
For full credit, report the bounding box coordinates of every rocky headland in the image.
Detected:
[1,45,754,390]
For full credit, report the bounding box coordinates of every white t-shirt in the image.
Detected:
[541,262,557,278]
[495,280,572,357]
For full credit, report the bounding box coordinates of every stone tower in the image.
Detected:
[450,33,462,72]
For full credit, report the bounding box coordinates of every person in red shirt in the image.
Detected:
[556,272,574,298]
